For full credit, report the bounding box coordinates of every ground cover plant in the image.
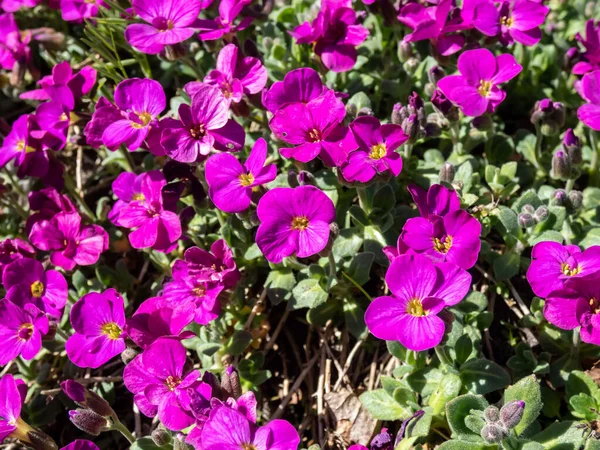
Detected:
[1,0,600,449]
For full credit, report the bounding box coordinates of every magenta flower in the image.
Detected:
[88,78,166,151]
[20,61,97,109]
[26,187,76,234]
[262,67,328,114]
[397,0,465,56]
[341,116,407,183]
[0,114,42,174]
[544,277,600,346]
[437,48,522,117]
[473,0,549,47]
[402,210,481,270]
[29,211,109,271]
[196,0,253,41]
[123,338,209,430]
[0,0,39,12]
[0,300,49,365]
[526,242,600,299]
[108,171,145,226]
[365,254,471,351]
[205,138,276,213]
[0,238,35,277]
[3,258,67,320]
[117,170,182,253]
[32,101,70,151]
[83,97,124,149]
[290,3,368,72]
[125,296,195,348]
[382,236,412,263]
[256,186,336,263]
[61,441,100,450]
[204,44,267,103]
[0,374,28,442]
[200,406,300,450]
[178,240,240,288]
[407,183,461,219]
[160,83,245,163]
[269,90,355,166]
[124,0,202,54]
[60,0,105,22]
[577,70,600,130]
[572,20,600,75]
[0,13,32,71]
[65,289,126,369]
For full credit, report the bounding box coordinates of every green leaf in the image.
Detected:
[429,373,462,416]
[494,252,521,281]
[224,330,252,356]
[372,184,396,216]
[265,268,296,305]
[381,376,403,397]
[359,389,412,420]
[528,230,564,246]
[332,228,364,259]
[130,438,171,450]
[438,441,495,450]
[512,189,543,213]
[291,279,329,309]
[455,335,474,366]
[532,421,585,449]
[343,298,366,339]
[494,206,520,237]
[346,252,375,286]
[460,359,511,395]
[503,375,543,436]
[446,394,489,441]
[569,393,598,420]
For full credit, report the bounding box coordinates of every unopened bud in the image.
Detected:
[69,409,109,436]
[173,435,194,450]
[552,150,571,180]
[346,103,357,118]
[521,204,535,215]
[472,114,493,131]
[428,66,445,85]
[563,129,582,165]
[297,170,316,186]
[371,427,393,450]
[568,190,583,210]
[402,114,419,142]
[152,428,172,446]
[403,57,420,74]
[483,405,500,423]
[518,213,536,228]
[61,380,115,417]
[551,189,568,206]
[121,347,139,365]
[398,41,412,62]
[391,103,403,125]
[439,163,455,183]
[534,206,549,222]
[481,423,507,443]
[27,429,58,450]
[357,107,373,117]
[221,366,241,399]
[161,43,187,61]
[500,400,525,430]
[563,47,580,71]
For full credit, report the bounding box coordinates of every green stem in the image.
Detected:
[571,328,581,360]
[356,187,371,213]
[434,346,452,368]
[326,253,337,292]
[565,178,575,193]
[119,147,134,172]
[3,168,26,198]
[590,128,599,184]
[111,418,135,443]
[55,328,70,341]
[533,123,545,173]
[404,143,413,160]
[564,217,573,245]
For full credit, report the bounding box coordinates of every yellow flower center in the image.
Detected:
[477,80,493,97]
[239,173,255,187]
[165,375,182,391]
[406,299,427,317]
[132,193,145,201]
[189,123,206,139]
[100,322,122,340]
[132,112,152,129]
[241,445,257,450]
[433,236,453,254]
[590,298,600,315]
[291,216,309,231]
[30,280,44,298]
[308,128,322,142]
[192,285,206,297]
[561,263,581,276]
[369,143,387,160]
[16,140,35,153]
[17,323,34,341]
[59,113,68,122]
[500,16,514,27]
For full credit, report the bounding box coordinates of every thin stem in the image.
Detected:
[590,128,599,184]
[532,123,546,175]
[326,253,337,292]
[434,346,452,368]
[404,143,413,160]
[55,327,70,341]
[111,417,135,443]
[119,147,134,172]
[565,178,575,193]
[356,187,371,213]
[564,217,573,245]
[571,328,581,360]
[3,168,26,198]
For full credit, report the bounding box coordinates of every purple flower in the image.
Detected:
[0,13,32,71]
[256,186,336,263]
[32,101,70,151]
[204,43,268,103]
[341,116,407,183]
[196,0,253,41]
[60,0,105,22]
[123,338,210,430]
[88,78,166,151]
[577,70,600,131]
[117,170,182,253]
[205,138,276,213]
[544,277,600,345]
[0,0,39,12]
[124,0,202,54]
[290,3,368,72]
[65,289,127,368]
[407,183,461,219]
[270,90,356,166]
[179,239,240,288]
[125,296,195,348]
[0,300,49,364]
[3,258,67,320]
[382,236,412,263]
[29,211,109,271]
[108,171,145,226]
[61,441,100,450]
[26,187,76,234]
[473,0,549,46]
[572,20,600,76]
[437,48,522,117]
[200,406,300,450]
[397,0,464,57]
[0,238,35,277]
[365,254,471,351]
[0,114,43,174]
[402,210,481,270]
[161,83,245,163]
[20,61,97,109]
[526,242,600,298]
[262,67,328,114]
[0,374,28,442]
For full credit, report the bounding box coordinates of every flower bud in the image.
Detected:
[221,366,241,399]
[439,163,455,183]
[403,57,420,74]
[481,423,507,443]
[121,347,139,365]
[428,66,445,85]
[550,189,568,206]
[161,43,187,61]
[552,150,571,180]
[152,428,172,446]
[563,47,580,71]
[61,380,115,418]
[371,427,393,450]
[563,129,582,165]
[346,103,358,119]
[174,436,194,450]
[69,409,109,436]
[500,400,525,430]
[391,103,404,125]
[297,170,316,186]
[398,41,412,62]
[357,107,374,117]
[518,213,536,228]
[568,190,583,210]
[483,405,500,423]
[534,206,549,222]
[521,204,535,215]
[27,429,58,450]
[531,99,565,136]
[402,114,419,142]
